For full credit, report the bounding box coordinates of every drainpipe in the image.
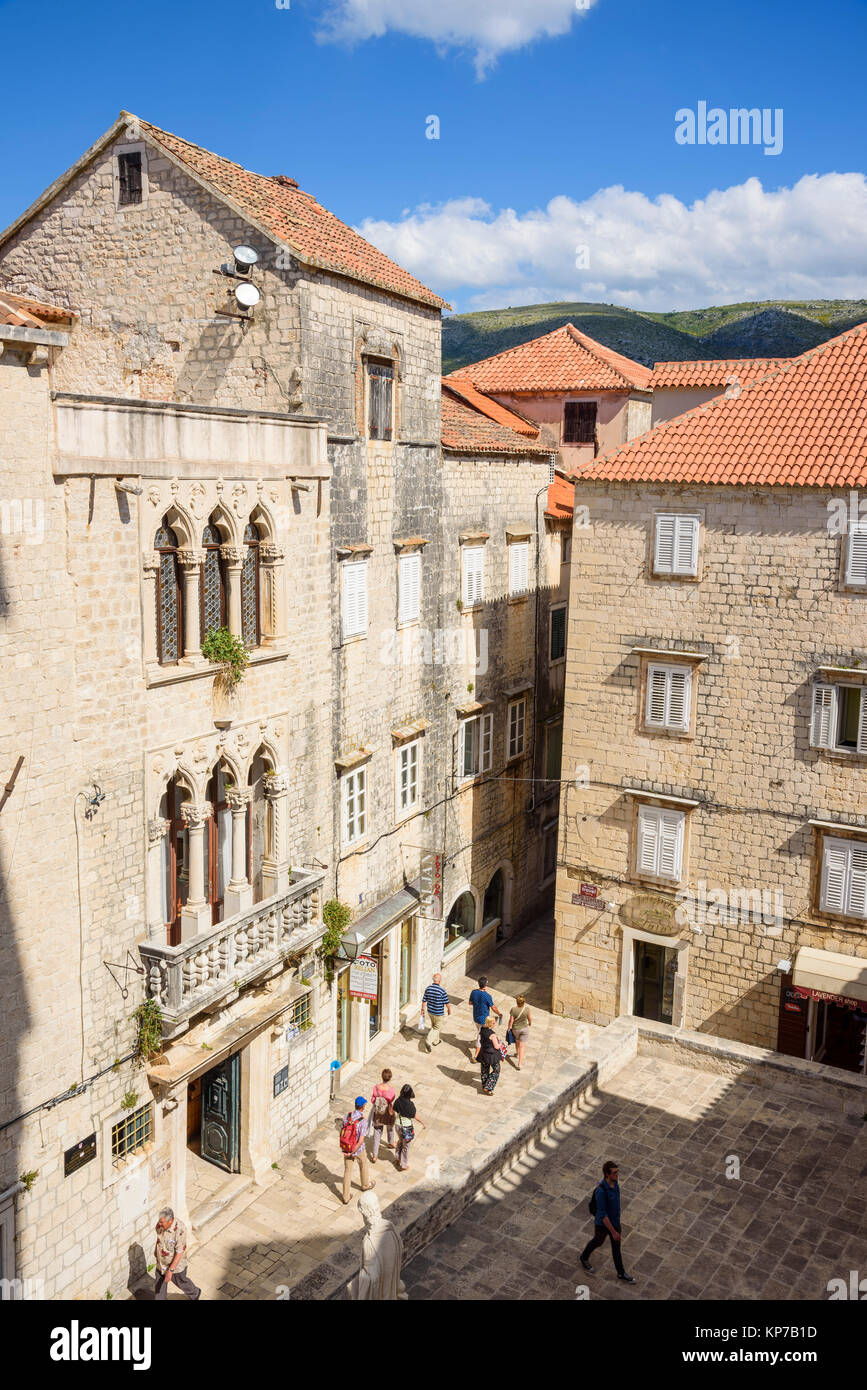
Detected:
[0,1181,25,1204]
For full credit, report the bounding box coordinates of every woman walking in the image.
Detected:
[478,1013,504,1095]
[393,1083,426,1171]
[507,995,533,1071]
[369,1067,397,1163]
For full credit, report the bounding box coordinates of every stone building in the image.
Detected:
[553,325,867,1075]
[649,357,790,426]
[445,323,652,470]
[0,112,569,1297]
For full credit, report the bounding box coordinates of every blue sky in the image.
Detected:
[1,0,865,311]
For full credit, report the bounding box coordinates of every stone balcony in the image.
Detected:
[139,868,326,1037]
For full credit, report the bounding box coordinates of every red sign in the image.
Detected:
[792,985,861,1010]
[579,883,598,898]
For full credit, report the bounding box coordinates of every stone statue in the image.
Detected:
[347,1190,407,1300]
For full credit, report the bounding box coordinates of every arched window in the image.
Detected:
[204,766,232,926]
[200,518,227,643]
[155,519,183,665]
[241,521,261,648]
[161,776,190,946]
[483,870,504,926]
[444,890,476,950]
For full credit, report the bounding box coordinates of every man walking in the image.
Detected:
[153,1207,201,1300]
[340,1096,376,1205]
[420,973,451,1051]
[468,975,501,1058]
[579,1161,636,1284]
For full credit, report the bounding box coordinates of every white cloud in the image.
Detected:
[355,174,867,311]
[316,0,597,77]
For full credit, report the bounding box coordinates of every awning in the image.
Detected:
[792,946,867,1005]
[352,884,420,949]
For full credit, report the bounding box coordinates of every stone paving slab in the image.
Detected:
[403,1051,867,1301]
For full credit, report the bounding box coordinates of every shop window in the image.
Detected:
[444,890,476,949]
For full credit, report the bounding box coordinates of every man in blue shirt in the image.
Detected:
[420,974,451,1051]
[579,1161,636,1283]
[468,976,502,1059]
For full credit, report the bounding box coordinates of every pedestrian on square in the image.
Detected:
[369,1068,397,1163]
[477,1013,504,1095]
[506,995,533,1070]
[153,1208,201,1300]
[340,1096,376,1205]
[579,1161,636,1284]
[468,975,502,1060]
[420,974,451,1051]
[393,1083,426,1171]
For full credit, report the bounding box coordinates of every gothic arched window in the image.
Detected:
[155,519,183,665]
[241,521,261,649]
[200,519,227,643]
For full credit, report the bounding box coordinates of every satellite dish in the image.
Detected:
[235,282,260,310]
[233,245,258,268]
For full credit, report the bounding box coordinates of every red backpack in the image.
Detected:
[339,1113,361,1154]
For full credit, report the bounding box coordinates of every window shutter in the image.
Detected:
[463,546,484,606]
[846,524,867,586]
[858,690,867,755]
[637,806,660,875]
[674,516,699,575]
[509,541,529,595]
[821,838,848,913]
[342,561,368,639]
[481,713,493,772]
[646,666,669,727]
[654,516,676,572]
[667,667,691,731]
[810,684,835,749]
[847,843,867,916]
[658,811,684,879]
[458,721,472,779]
[399,552,420,623]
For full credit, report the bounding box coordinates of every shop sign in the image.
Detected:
[419,851,443,918]
[791,985,862,1010]
[349,954,378,1001]
[572,883,605,909]
[273,1065,289,1097]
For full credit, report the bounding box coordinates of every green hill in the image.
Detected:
[442,299,867,375]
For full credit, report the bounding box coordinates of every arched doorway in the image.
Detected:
[444,890,476,951]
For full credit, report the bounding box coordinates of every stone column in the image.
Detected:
[224,787,253,918]
[259,543,286,642]
[262,770,291,898]
[240,1030,273,1185]
[165,1087,190,1233]
[180,801,212,940]
[142,553,160,666]
[147,817,170,940]
[221,545,245,639]
[178,549,205,659]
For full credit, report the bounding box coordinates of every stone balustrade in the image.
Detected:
[139,867,325,1035]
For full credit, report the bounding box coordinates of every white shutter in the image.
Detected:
[810,684,835,749]
[667,668,691,731]
[637,806,660,875]
[399,552,420,624]
[463,546,484,606]
[846,524,867,586]
[481,713,493,771]
[653,515,676,573]
[847,843,867,916]
[459,720,475,779]
[646,665,669,727]
[509,541,529,595]
[821,837,849,913]
[858,690,867,755]
[658,811,684,879]
[674,516,700,575]
[342,560,368,639]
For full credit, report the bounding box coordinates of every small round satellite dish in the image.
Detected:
[235,282,260,309]
[233,245,259,267]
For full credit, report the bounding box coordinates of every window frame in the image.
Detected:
[563,400,597,445]
[651,512,701,579]
[461,544,485,608]
[114,144,148,209]
[818,834,867,921]
[110,1102,154,1167]
[643,661,694,735]
[155,519,184,667]
[396,738,421,818]
[398,550,421,626]
[635,803,686,884]
[844,522,867,588]
[341,766,368,847]
[508,538,530,597]
[507,696,527,760]
[341,558,369,641]
[549,602,567,664]
[810,682,867,756]
[458,712,493,783]
[366,357,395,441]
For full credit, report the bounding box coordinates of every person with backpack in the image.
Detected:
[579,1161,636,1283]
[393,1083,426,1171]
[477,1013,505,1094]
[340,1096,376,1205]
[369,1067,397,1163]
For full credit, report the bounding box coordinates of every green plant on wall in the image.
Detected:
[121,1091,138,1111]
[202,626,249,691]
[132,999,163,1067]
[19,1170,38,1192]
[319,899,352,984]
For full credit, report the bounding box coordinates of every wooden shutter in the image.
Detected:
[846,524,867,585]
[847,843,867,916]
[858,690,867,755]
[821,837,849,913]
[776,972,809,1060]
[463,546,484,606]
[637,806,660,875]
[810,683,835,748]
[646,665,669,727]
[481,713,493,772]
[399,552,420,623]
[667,667,691,731]
[654,515,676,572]
[658,811,684,879]
[509,541,529,595]
[550,605,567,661]
[674,516,699,575]
[342,560,367,638]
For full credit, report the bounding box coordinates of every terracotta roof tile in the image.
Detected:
[649,357,790,389]
[135,115,448,311]
[578,322,867,488]
[0,289,77,327]
[447,323,651,394]
[443,376,540,436]
[546,473,575,519]
[441,384,552,456]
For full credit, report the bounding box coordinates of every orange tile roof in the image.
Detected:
[576,322,867,488]
[134,115,448,311]
[441,384,552,457]
[649,357,789,390]
[448,323,652,394]
[546,473,575,519]
[443,376,540,436]
[0,289,77,327]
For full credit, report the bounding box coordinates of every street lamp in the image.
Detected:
[334,929,366,963]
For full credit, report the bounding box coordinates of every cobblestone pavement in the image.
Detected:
[185,914,593,1299]
[402,1051,867,1301]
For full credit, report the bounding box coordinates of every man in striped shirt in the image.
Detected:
[420,974,451,1051]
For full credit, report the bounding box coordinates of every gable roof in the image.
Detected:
[0,112,448,312]
[443,375,540,436]
[649,357,790,390]
[447,323,652,394]
[441,383,551,457]
[575,322,867,489]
